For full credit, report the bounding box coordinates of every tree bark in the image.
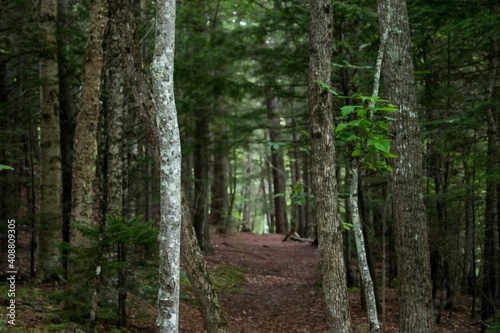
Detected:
[38,0,63,281]
[105,14,127,326]
[69,0,108,331]
[210,143,228,230]
[152,0,182,331]
[348,159,379,332]
[70,0,108,248]
[379,0,435,331]
[308,1,352,332]
[267,93,288,234]
[181,190,231,332]
[481,37,499,333]
[193,115,210,250]
[57,0,77,273]
[110,1,231,331]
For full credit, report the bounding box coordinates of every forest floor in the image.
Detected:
[177,231,481,333]
[1,231,483,332]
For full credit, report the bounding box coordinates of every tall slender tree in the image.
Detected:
[69,0,108,330]
[309,0,352,332]
[152,0,182,331]
[104,13,127,325]
[109,1,231,331]
[38,0,62,281]
[267,93,289,234]
[70,0,108,248]
[379,0,435,331]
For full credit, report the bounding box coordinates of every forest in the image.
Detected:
[0,0,499,332]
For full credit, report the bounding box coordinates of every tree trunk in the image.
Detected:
[210,143,228,230]
[69,0,108,331]
[379,0,435,331]
[348,159,379,332]
[309,1,352,332]
[57,0,77,273]
[105,15,127,326]
[193,115,210,250]
[152,0,182,331]
[481,38,499,332]
[70,0,108,248]
[267,93,289,234]
[181,190,231,332]
[38,0,63,281]
[111,2,230,331]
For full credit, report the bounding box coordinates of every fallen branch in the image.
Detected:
[282,231,315,243]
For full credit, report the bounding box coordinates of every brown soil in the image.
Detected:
[180,231,482,333]
[1,231,482,332]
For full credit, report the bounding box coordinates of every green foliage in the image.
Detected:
[0,164,13,171]
[0,319,23,333]
[63,216,158,323]
[289,180,306,206]
[486,314,500,333]
[315,80,339,96]
[335,95,397,172]
[342,222,354,231]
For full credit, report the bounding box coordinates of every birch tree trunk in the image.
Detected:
[348,159,379,332]
[152,1,182,331]
[109,1,231,331]
[38,0,62,281]
[308,1,352,332]
[379,0,435,331]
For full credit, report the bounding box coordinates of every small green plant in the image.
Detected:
[62,216,159,324]
[335,95,397,172]
[486,313,500,333]
[0,164,13,171]
[0,319,23,333]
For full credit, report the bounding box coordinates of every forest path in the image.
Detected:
[179,231,480,333]
[180,232,327,332]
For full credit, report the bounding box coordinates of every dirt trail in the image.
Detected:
[180,232,480,333]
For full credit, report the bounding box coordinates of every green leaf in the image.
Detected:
[376,106,398,112]
[375,121,389,131]
[299,147,310,154]
[273,193,285,198]
[381,151,397,158]
[367,138,391,153]
[336,122,350,132]
[337,132,359,141]
[352,147,362,157]
[340,105,358,117]
[357,118,371,129]
[357,107,368,118]
[315,80,338,96]
[0,164,14,171]
[342,222,353,231]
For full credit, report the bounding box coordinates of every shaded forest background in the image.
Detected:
[0,0,499,331]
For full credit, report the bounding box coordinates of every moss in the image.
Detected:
[209,264,247,293]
